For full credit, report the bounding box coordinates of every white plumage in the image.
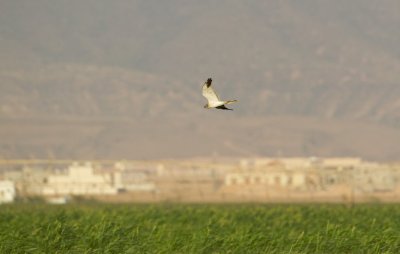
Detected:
[202,78,237,110]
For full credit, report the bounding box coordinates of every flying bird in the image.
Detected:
[202,78,237,110]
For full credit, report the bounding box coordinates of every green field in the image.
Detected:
[1,204,400,253]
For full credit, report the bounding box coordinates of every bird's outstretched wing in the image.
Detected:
[216,105,233,110]
[202,78,220,103]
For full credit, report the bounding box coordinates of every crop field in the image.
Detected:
[1,204,400,253]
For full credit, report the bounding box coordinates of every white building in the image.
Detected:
[40,162,119,196]
[0,181,16,204]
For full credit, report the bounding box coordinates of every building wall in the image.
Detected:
[41,163,118,195]
[0,181,16,203]
[225,170,309,189]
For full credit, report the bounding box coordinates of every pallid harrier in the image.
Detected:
[202,78,237,110]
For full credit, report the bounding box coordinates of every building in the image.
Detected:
[40,162,119,196]
[225,163,319,191]
[0,180,16,204]
[117,169,156,192]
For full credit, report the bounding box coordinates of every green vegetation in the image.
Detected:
[1,204,400,253]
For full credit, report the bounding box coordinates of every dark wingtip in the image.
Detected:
[206,78,212,87]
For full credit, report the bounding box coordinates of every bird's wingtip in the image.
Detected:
[206,78,212,86]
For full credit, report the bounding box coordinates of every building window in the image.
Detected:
[328,177,336,184]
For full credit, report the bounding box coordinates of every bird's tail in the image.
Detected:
[225,100,238,105]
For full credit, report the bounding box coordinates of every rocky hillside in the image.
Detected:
[0,1,399,160]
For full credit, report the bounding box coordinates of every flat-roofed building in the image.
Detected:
[40,162,118,196]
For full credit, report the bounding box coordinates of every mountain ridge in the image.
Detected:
[0,1,399,160]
